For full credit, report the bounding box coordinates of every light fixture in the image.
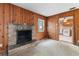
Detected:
[63,19,67,22]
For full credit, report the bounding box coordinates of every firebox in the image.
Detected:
[17,30,32,44]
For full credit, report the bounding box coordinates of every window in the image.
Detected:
[38,18,44,32]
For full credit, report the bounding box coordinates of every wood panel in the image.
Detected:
[3,4,10,49]
[20,8,23,24]
[24,9,29,25]
[74,9,79,44]
[0,4,4,50]
[47,15,59,40]
[26,10,32,25]
[9,4,14,24]
[14,5,21,24]
[28,12,33,25]
[23,9,28,24]
[22,9,26,24]
[4,4,10,25]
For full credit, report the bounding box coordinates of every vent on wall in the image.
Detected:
[69,7,77,11]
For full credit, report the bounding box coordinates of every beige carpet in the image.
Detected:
[8,39,79,56]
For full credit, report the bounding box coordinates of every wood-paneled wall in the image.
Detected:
[74,9,79,44]
[33,14,47,40]
[47,10,79,44]
[0,3,47,53]
[0,4,4,52]
[47,15,59,40]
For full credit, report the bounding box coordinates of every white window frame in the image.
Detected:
[38,18,44,32]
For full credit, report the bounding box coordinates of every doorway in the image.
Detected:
[59,16,74,43]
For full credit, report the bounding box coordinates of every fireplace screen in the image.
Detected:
[17,30,32,44]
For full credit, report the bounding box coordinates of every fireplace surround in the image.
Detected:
[8,24,32,47]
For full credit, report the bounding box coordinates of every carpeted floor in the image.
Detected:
[8,39,79,56]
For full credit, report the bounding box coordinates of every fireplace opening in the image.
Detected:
[17,30,32,44]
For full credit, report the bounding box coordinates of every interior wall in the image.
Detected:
[47,11,74,42]
[33,14,47,40]
[47,9,79,45]
[0,3,47,53]
[0,4,4,53]
[47,15,59,40]
[74,9,79,45]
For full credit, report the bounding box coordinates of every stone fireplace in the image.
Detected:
[8,24,32,47]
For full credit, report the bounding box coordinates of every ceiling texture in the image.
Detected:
[13,3,79,17]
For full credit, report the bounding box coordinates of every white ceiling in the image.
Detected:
[13,3,79,17]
